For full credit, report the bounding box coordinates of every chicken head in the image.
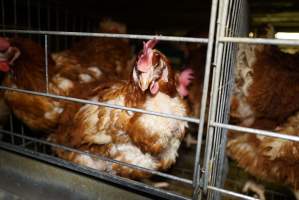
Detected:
[133,39,174,95]
[0,37,20,72]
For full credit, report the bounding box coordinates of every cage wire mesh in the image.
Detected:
[202,0,299,199]
[0,0,220,199]
[2,0,299,199]
[200,0,249,199]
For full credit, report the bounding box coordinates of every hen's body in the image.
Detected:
[3,38,105,132]
[50,41,188,179]
[52,20,135,80]
[228,34,299,198]
[227,116,299,198]
[231,44,299,126]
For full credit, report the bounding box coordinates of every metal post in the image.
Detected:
[44,34,49,93]
[192,0,219,199]
[201,0,230,197]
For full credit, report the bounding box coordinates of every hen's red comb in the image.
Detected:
[137,39,158,72]
[0,37,10,51]
[143,39,158,53]
[0,62,10,72]
[179,68,194,86]
[177,68,194,97]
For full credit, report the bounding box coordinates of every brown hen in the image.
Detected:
[49,39,189,179]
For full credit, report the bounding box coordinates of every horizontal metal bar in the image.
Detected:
[0,141,190,200]
[220,36,299,46]
[0,86,200,124]
[211,122,299,142]
[207,186,258,200]
[0,29,208,43]
[0,129,193,185]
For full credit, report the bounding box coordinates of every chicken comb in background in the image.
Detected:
[0,37,12,138]
[1,37,110,133]
[177,68,194,97]
[49,39,189,180]
[0,37,20,72]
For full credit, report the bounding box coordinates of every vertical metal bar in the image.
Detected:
[192,0,219,199]
[37,1,41,30]
[27,0,31,28]
[44,34,49,93]
[27,0,32,39]
[9,114,14,144]
[80,16,83,32]
[47,3,50,31]
[213,2,237,191]
[88,20,92,32]
[1,0,6,36]
[72,15,76,43]
[55,8,59,51]
[212,0,238,197]
[202,0,230,195]
[205,69,217,200]
[64,10,68,48]
[13,0,17,26]
[202,0,225,196]
[37,0,41,43]
[34,141,38,151]
[21,124,25,146]
[13,0,17,36]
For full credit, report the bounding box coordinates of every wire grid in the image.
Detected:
[203,0,299,199]
[201,0,248,199]
[224,161,292,200]
[0,0,218,199]
[0,0,99,51]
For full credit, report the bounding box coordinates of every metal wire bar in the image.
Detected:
[13,0,17,27]
[1,0,5,37]
[213,1,242,191]
[27,0,32,39]
[192,0,219,197]
[21,140,34,147]
[0,86,200,124]
[231,0,241,36]
[55,8,59,50]
[71,14,76,43]
[44,34,49,93]
[0,129,193,185]
[223,0,234,37]
[37,0,41,43]
[64,10,68,48]
[207,186,258,200]
[0,29,209,43]
[211,122,299,142]
[202,0,230,193]
[47,2,50,31]
[212,42,232,196]
[9,114,14,144]
[221,36,299,46]
[27,0,31,28]
[209,42,230,200]
[20,124,25,145]
[0,141,190,200]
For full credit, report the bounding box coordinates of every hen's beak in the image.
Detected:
[139,72,152,91]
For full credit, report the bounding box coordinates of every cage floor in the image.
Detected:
[0,117,296,200]
[0,149,151,200]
